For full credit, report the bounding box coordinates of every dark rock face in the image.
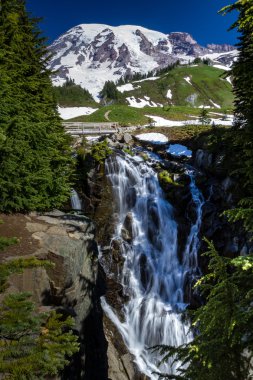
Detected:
[168,32,208,56]
[168,32,235,57]
[115,43,131,68]
[192,148,253,263]
[121,212,134,242]
[207,43,235,53]
[92,30,117,63]
[135,29,155,56]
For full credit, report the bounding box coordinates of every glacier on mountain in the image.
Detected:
[49,23,237,101]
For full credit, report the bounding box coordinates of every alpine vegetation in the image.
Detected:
[0,0,73,212]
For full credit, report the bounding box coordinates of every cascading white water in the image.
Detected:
[70,189,82,210]
[101,154,204,379]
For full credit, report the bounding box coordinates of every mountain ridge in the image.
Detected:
[49,23,237,100]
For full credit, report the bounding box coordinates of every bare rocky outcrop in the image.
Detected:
[2,211,105,379]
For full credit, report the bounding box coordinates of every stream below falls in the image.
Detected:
[100,152,205,379]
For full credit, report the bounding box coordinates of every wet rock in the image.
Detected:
[225,237,239,256]
[121,213,134,242]
[195,149,213,170]
[201,201,217,218]
[222,176,234,192]
[111,239,124,264]
[126,187,137,209]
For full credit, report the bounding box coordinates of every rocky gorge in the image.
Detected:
[1,128,252,380]
[70,133,252,379]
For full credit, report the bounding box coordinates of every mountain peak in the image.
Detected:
[49,23,237,100]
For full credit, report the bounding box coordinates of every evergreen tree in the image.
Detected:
[0,239,79,378]
[199,108,211,125]
[220,0,253,232]
[155,242,253,380]
[100,80,120,101]
[0,293,79,379]
[0,0,73,212]
[53,78,94,107]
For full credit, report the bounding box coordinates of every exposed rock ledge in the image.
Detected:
[1,211,99,378]
[1,211,140,380]
[6,211,98,331]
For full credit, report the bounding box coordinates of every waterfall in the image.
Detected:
[101,154,204,379]
[70,189,82,211]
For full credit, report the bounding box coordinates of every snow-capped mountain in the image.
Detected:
[49,24,237,100]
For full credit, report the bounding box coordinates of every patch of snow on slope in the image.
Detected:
[198,105,211,109]
[202,49,238,63]
[167,144,192,157]
[213,64,231,71]
[166,89,172,99]
[146,116,187,126]
[146,115,234,127]
[127,96,161,108]
[184,76,192,85]
[136,133,168,144]
[210,112,233,119]
[209,100,221,109]
[133,76,160,83]
[58,107,98,120]
[117,83,140,93]
[226,76,232,85]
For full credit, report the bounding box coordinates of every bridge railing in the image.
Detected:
[62,122,119,129]
[66,130,117,135]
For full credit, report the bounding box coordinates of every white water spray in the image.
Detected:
[102,154,204,379]
[70,189,82,211]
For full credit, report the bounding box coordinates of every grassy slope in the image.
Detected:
[68,104,230,125]
[70,105,149,125]
[121,64,233,109]
[63,64,233,125]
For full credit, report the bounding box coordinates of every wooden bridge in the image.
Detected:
[63,122,120,136]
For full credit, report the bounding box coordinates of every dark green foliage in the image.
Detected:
[117,62,181,85]
[123,147,134,156]
[202,58,211,66]
[117,71,154,85]
[0,0,73,212]
[156,61,180,76]
[53,78,94,107]
[193,57,202,64]
[220,1,253,232]
[0,293,79,379]
[155,241,253,380]
[90,140,113,163]
[100,81,120,101]
[0,252,79,378]
[198,108,211,125]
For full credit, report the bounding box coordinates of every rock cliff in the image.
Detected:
[1,211,102,379]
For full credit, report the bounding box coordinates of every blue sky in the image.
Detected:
[27,0,238,46]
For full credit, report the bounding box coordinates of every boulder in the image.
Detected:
[122,133,132,144]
